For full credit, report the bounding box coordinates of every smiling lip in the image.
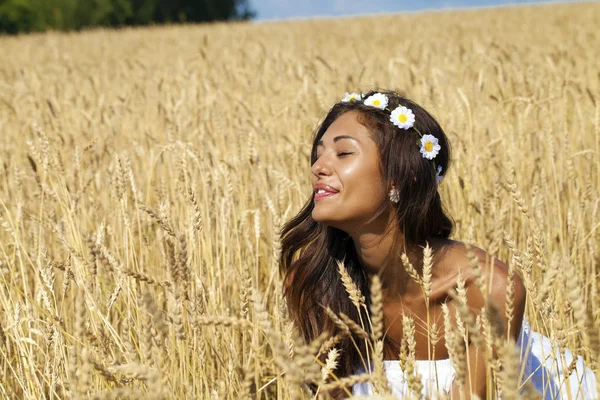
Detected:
[314,191,338,200]
[313,184,339,201]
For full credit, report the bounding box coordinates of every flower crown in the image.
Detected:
[342,92,443,185]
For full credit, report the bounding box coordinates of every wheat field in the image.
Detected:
[0,2,599,399]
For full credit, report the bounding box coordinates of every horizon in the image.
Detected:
[251,0,591,21]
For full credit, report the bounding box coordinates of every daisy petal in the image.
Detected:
[342,92,362,102]
[363,93,389,110]
[420,134,441,160]
[390,106,415,129]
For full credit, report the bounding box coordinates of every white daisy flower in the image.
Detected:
[363,93,388,110]
[341,92,362,102]
[390,106,415,129]
[436,165,444,185]
[420,134,441,160]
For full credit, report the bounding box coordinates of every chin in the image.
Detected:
[312,209,333,223]
[311,209,329,223]
[311,210,347,231]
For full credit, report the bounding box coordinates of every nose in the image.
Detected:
[311,155,332,177]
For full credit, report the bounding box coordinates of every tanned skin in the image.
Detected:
[312,111,526,398]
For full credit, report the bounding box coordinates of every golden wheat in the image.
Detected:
[0,2,599,399]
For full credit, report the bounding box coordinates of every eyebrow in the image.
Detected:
[317,135,360,147]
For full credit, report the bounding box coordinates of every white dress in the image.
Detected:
[352,321,598,399]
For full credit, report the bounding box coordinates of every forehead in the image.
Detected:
[320,111,372,143]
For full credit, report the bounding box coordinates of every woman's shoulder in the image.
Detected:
[436,239,513,279]
[434,239,527,313]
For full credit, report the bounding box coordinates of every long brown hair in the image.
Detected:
[279,90,454,378]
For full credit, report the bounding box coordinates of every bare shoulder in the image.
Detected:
[439,240,524,293]
[436,239,527,338]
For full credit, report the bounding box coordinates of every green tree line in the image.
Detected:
[0,0,255,34]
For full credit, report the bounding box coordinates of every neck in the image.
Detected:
[348,210,422,299]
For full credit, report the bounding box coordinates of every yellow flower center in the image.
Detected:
[424,142,433,152]
[350,96,356,100]
[372,100,381,106]
[398,114,407,123]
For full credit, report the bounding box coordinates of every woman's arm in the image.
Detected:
[450,251,527,399]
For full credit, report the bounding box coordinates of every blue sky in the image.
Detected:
[251,0,585,20]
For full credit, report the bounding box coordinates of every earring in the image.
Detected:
[388,188,399,203]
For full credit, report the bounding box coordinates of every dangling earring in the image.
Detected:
[388,188,399,203]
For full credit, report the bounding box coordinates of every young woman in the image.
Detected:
[279,90,597,398]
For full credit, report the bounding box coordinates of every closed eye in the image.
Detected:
[312,151,353,164]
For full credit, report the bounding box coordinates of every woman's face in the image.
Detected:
[311,111,388,231]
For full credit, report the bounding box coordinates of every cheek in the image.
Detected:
[340,164,386,211]
[311,164,385,226]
